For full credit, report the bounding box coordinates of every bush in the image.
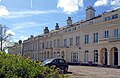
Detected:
[0,52,66,78]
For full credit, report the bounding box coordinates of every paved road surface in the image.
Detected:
[67,65,120,78]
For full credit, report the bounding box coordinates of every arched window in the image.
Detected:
[84,50,89,62]
[71,52,78,63]
[94,50,98,63]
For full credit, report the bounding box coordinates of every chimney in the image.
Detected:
[44,27,49,34]
[30,35,34,38]
[18,40,22,44]
[66,17,72,26]
[86,6,95,20]
[55,23,59,30]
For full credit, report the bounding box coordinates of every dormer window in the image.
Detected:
[105,16,110,21]
[112,14,118,19]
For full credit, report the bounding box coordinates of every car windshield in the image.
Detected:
[42,59,53,65]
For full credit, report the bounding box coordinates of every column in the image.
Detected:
[118,49,120,66]
[98,51,101,65]
[107,51,110,66]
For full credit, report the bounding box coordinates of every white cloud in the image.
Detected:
[2,10,60,18]
[6,30,15,36]
[110,0,120,6]
[19,36,28,41]
[94,0,120,7]
[57,0,84,14]
[0,5,9,16]
[12,22,49,30]
[94,0,108,7]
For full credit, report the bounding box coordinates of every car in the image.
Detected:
[42,58,68,73]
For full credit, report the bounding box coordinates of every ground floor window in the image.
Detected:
[84,50,89,62]
[71,52,78,63]
[94,50,98,63]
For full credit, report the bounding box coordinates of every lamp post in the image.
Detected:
[19,40,22,55]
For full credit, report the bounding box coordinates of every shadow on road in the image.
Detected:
[64,71,72,74]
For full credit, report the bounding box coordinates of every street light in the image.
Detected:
[19,40,22,55]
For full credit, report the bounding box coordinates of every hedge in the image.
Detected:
[0,52,66,78]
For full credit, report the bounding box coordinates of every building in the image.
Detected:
[8,40,22,55]
[9,6,120,66]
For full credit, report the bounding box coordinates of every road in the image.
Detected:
[66,65,120,78]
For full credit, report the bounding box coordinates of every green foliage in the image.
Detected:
[0,52,66,78]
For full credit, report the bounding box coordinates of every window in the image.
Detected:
[64,39,67,47]
[71,52,78,63]
[105,16,110,21]
[94,32,98,43]
[46,41,49,48]
[50,41,52,48]
[53,40,56,47]
[112,14,118,19]
[94,50,98,63]
[85,34,89,44]
[72,27,76,31]
[52,59,58,64]
[84,51,89,62]
[89,21,93,25]
[42,43,44,49]
[58,59,65,64]
[68,28,71,31]
[57,39,60,47]
[104,31,109,38]
[76,36,80,45]
[114,29,119,37]
[64,29,67,32]
[70,38,73,46]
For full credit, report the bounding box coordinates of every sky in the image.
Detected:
[0,0,120,43]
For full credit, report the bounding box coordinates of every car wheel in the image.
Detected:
[64,67,68,73]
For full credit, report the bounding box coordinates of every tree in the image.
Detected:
[0,24,12,51]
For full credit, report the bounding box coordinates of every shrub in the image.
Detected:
[0,52,66,78]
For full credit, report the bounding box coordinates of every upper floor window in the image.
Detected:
[72,27,76,31]
[64,29,67,32]
[57,39,60,47]
[89,21,93,25]
[68,28,71,31]
[94,32,98,43]
[104,31,109,38]
[114,29,119,37]
[50,41,52,48]
[85,34,89,44]
[112,14,118,19]
[76,36,80,45]
[64,39,67,47]
[46,41,49,48]
[53,40,56,47]
[70,38,73,46]
[42,43,44,49]
[105,16,110,21]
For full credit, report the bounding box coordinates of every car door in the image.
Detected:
[58,59,66,70]
[51,59,59,68]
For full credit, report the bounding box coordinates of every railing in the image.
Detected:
[109,37,120,42]
[99,38,109,43]
[99,37,120,43]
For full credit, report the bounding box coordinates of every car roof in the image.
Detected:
[44,58,64,61]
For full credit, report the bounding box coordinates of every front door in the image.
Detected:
[114,52,118,65]
[104,52,107,65]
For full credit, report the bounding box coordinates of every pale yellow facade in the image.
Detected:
[9,6,120,66]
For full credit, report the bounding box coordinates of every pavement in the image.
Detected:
[66,65,120,78]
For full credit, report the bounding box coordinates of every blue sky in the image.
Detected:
[0,0,120,42]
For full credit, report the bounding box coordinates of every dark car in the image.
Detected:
[42,58,68,72]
